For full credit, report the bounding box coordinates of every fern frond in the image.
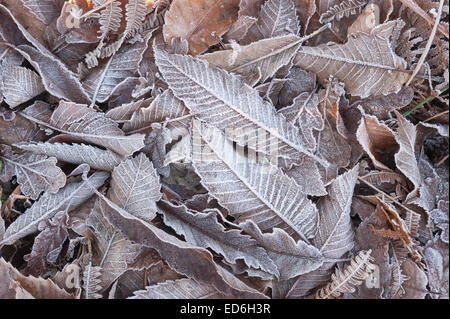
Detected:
[404,210,421,238]
[319,0,368,24]
[97,0,123,40]
[315,250,375,299]
[124,0,148,39]
[82,263,103,299]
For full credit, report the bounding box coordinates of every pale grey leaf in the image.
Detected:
[87,200,141,291]
[15,142,123,171]
[243,0,300,43]
[106,99,151,122]
[108,153,161,222]
[285,166,359,298]
[157,200,279,277]
[319,0,368,23]
[1,64,45,108]
[191,122,319,242]
[279,91,323,150]
[293,21,409,98]
[241,220,324,280]
[21,101,145,157]
[0,148,66,200]
[14,44,91,104]
[21,0,62,25]
[201,34,302,85]
[123,90,191,134]
[0,171,109,247]
[129,278,228,299]
[154,47,327,167]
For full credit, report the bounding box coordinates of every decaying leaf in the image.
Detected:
[163,0,240,55]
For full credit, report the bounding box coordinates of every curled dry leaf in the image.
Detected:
[0,258,74,299]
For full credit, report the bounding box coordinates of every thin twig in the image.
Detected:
[436,154,449,167]
[406,0,445,86]
[424,109,449,122]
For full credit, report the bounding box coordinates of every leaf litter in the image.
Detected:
[0,0,448,299]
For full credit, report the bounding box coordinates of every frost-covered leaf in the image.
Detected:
[1,64,45,108]
[21,0,62,25]
[319,0,368,24]
[293,21,409,98]
[129,278,229,299]
[201,34,302,85]
[0,171,109,246]
[23,211,69,277]
[108,153,161,222]
[87,201,141,291]
[83,40,149,103]
[20,101,145,157]
[0,147,66,200]
[93,194,267,299]
[243,0,300,43]
[154,47,327,167]
[191,122,319,242]
[157,200,278,277]
[123,90,190,134]
[279,91,323,150]
[14,44,91,104]
[163,0,240,55]
[15,142,123,171]
[241,220,324,280]
[285,166,359,298]
[0,258,73,299]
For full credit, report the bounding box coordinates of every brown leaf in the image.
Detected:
[0,258,74,299]
[163,0,240,55]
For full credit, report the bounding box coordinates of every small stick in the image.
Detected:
[424,109,449,122]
